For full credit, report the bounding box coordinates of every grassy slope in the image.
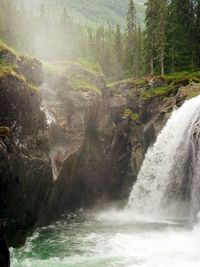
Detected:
[44,59,103,95]
[109,70,200,100]
[142,71,200,100]
[0,41,39,93]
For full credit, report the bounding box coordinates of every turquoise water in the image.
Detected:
[11,210,200,267]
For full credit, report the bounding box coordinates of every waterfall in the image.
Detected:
[128,95,200,218]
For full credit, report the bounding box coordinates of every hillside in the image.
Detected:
[24,0,145,27]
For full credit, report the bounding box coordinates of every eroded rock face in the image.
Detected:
[49,100,132,213]
[39,57,200,223]
[41,71,134,219]
[17,56,43,86]
[2,43,199,246]
[0,55,53,247]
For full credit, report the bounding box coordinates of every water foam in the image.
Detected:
[128,96,200,217]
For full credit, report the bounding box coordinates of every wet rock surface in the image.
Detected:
[44,70,200,220]
[42,70,133,219]
[2,43,200,249]
[2,42,200,267]
[0,48,53,247]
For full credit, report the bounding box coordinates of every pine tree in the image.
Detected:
[125,0,137,75]
[195,0,200,67]
[135,24,144,77]
[157,0,168,75]
[167,0,191,71]
[145,0,158,75]
[102,46,112,78]
[114,24,123,79]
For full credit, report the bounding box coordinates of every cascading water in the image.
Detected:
[11,96,200,267]
[128,95,200,218]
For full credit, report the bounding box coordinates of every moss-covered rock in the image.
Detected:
[0,41,20,65]
[0,42,53,248]
[17,56,43,86]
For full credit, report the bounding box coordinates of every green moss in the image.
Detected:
[124,108,139,121]
[141,85,176,100]
[0,40,21,60]
[108,78,134,90]
[69,76,101,95]
[0,41,21,79]
[140,70,200,101]
[78,58,102,75]
[108,76,146,91]
[44,58,102,77]
[0,126,10,138]
[43,60,102,95]
[28,84,39,94]
[0,41,41,96]
[0,65,15,78]
[164,70,200,84]
[0,65,39,94]
[43,62,66,76]
[0,41,13,53]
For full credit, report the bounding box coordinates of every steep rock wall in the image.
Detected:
[44,70,200,220]
[0,46,53,247]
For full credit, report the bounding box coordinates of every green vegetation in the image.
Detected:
[141,85,176,100]
[1,0,200,86]
[43,60,102,95]
[164,71,200,84]
[0,41,18,78]
[24,0,145,27]
[69,76,101,95]
[124,108,139,121]
[145,0,200,75]
[108,77,145,90]
[0,126,10,138]
[0,0,145,82]
[43,62,66,76]
[0,63,16,79]
[28,84,39,94]
[0,40,18,56]
[141,70,200,100]
[0,41,40,94]
[77,59,102,75]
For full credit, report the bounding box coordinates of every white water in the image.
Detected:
[11,96,200,266]
[11,211,200,267]
[128,95,200,218]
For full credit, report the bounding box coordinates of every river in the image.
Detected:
[11,209,200,267]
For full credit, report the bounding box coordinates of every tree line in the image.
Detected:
[0,0,144,80]
[145,0,200,75]
[0,0,199,80]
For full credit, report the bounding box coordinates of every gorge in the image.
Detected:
[1,43,200,266]
[1,0,200,265]
[11,88,200,267]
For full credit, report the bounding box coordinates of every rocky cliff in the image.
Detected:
[42,64,200,220]
[41,64,133,220]
[0,43,53,248]
[1,42,200,249]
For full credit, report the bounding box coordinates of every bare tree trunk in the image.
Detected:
[171,47,175,73]
[134,49,139,79]
[161,47,164,75]
[150,54,154,76]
